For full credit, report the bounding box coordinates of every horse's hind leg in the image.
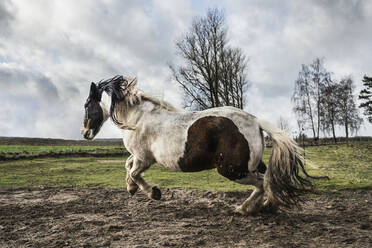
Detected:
[235,175,265,215]
[262,173,279,213]
[218,167,265,215]
[125,155,138,195]
[236,186,264,215]
[235,160,266,215]
[129,157,161,200]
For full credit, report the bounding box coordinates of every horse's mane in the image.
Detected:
[97,75,178,125]
[140,93,179,112]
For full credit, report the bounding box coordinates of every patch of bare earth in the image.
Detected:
[0,187,371,248]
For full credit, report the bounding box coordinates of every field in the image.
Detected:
[0,140,371,247]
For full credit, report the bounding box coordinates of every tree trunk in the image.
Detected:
[317,87,320,145]
[331,121,337,143]
[345,121,349,140]
[306,93,316,139]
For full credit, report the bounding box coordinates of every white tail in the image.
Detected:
[257,119,314,208]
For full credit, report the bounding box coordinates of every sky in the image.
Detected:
[0,0,371,139]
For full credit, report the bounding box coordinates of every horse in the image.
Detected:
[82,75,323,214]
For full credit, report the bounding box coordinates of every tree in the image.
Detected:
[276,115,290,133]
[170,8,249,110]
[359,75,372,123]
[319,77,340,143]
[310,58,331,141]
[292,64,315,138]
[292,58,331,141]
[337,76,363,139]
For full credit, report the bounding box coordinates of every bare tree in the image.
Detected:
[292,64,316,138]
[296,119,306,143]
[170,8,249,110]
[276,115,290,133]
[310,58,331,141]
[292,58,331,142]
[337,76,363,139]
[219,47,248,108]
[319,77,340,143]
[359,75,372,123]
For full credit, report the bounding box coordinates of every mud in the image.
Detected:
[0,188,371,247]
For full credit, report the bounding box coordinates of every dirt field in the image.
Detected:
[0,187,371,248]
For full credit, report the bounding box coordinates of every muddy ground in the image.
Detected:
[0,188,371,248]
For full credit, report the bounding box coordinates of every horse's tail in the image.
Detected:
[256,119,326,209]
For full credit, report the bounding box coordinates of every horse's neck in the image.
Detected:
[117,100,160,129]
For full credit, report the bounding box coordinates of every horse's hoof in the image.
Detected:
[150,186,161,200]
[235,206,247,215]
[129,188,137,196]
[236,205,260,216]
[127,185,138,196]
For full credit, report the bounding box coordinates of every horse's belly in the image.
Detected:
[177,116,250,180]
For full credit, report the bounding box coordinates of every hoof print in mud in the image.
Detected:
[150,186,161,200]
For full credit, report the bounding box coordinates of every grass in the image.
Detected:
[0,142,371,192]
[0,157,127,189]
[0,156,251,191]
[303,142,372,191]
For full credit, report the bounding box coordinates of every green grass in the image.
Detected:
[0,157,128,188]
[0,143,371,192]
[143,165,254,191]
[302,142,372,191]
[0,156,251,190]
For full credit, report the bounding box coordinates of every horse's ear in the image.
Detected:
[90,82,96,93]
[89,82,100,100]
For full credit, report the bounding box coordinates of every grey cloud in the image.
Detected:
[0,66,59,100]
[259,82,293,99]
[0,0,371,138]
[313,0,366,21]
[0,0,14,34]
[0,66,83,138]
[225,0,372,136]
[35,75,60,101]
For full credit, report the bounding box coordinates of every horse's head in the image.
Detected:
[82,82,106,140]
[81,76,138,139]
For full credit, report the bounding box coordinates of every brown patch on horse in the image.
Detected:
[178,116,250,180]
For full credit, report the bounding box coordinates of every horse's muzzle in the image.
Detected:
[82,129,94,140]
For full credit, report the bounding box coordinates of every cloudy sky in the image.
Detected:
[0,0,371,139]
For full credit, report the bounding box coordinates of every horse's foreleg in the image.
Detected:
[125,155,138,195]
[129,157,161,200]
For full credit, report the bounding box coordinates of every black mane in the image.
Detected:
[96,75,129,125]
[97,75,126,98]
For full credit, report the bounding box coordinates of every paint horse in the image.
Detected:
[82,75,321,214]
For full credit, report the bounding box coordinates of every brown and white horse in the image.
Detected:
[82,75,323,214]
